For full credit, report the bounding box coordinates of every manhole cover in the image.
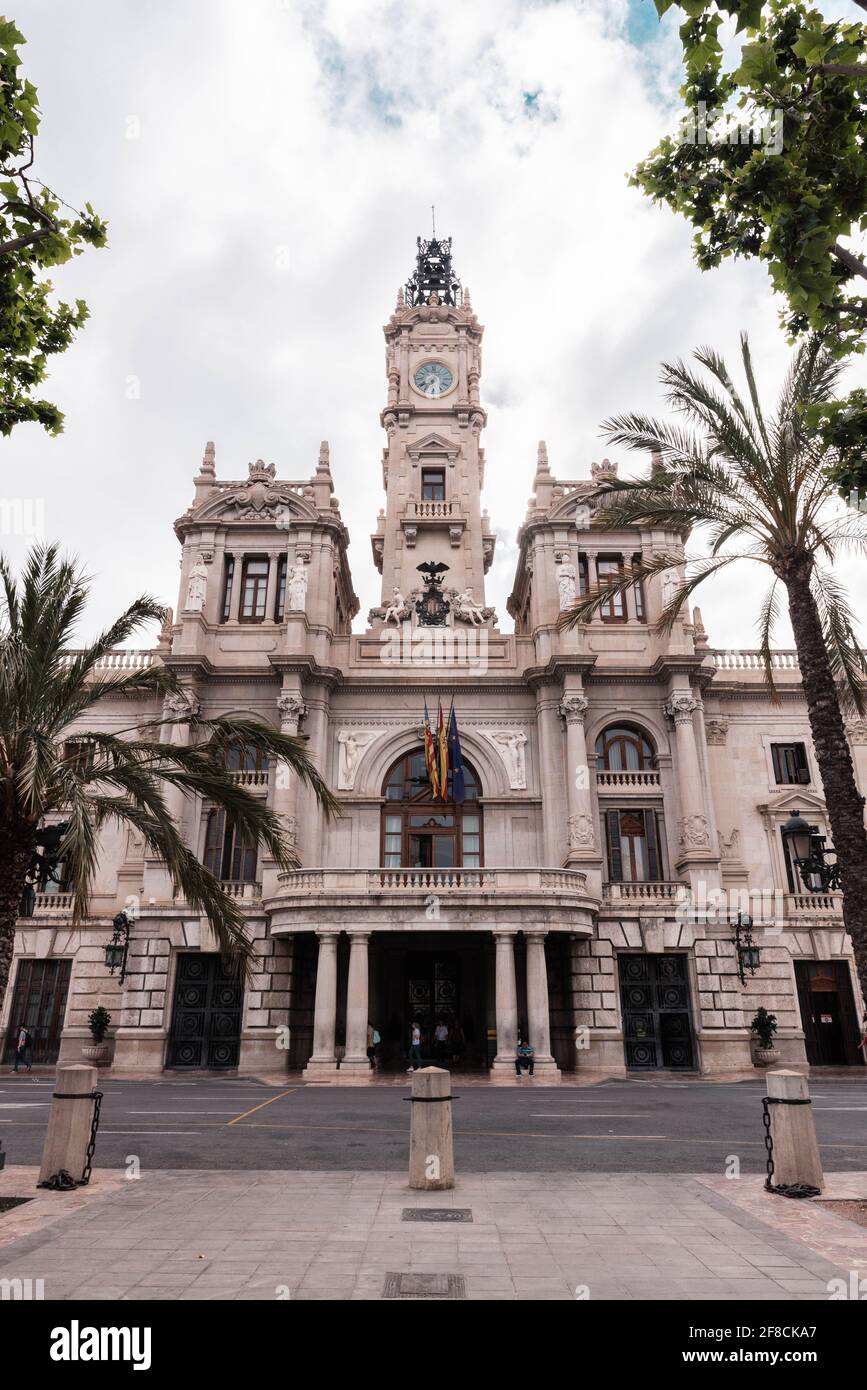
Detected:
[383,1272,466,1300]
[402,1208,473,1223]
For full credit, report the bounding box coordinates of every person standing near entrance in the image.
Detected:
[406,1019,422,1072]
[367,1021,381,1070]
[13,1024,32,1072]
[434,1017,449,1064]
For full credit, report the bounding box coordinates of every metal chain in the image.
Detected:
[80,1089,103,1186]
[761,1095,821,1199]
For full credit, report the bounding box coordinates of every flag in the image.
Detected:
[423,697,439,798]
[448,702,466,804]
[437,699,449,800]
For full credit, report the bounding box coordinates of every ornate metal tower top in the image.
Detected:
[405,234,461,307]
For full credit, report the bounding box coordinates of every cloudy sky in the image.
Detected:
[5,0,865,647]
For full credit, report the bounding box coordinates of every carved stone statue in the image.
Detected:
[384,587,409,625]
[719,828,740,859]
[336,731,375,790]
[287,556,309,612]
[185,558,208,612]
[555,554,577,611]
[484,729,528,789]
[452,588,486,626]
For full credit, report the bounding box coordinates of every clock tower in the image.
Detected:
[369,235,497,627]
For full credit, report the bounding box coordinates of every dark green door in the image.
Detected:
[619,954,695,1070]
[167,953,242,1069]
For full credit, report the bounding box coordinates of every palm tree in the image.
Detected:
[0,544,340,1010]
[559,333,867,1005]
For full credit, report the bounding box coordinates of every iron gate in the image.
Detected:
[166,953,242,1069]
[618,953,695,1070]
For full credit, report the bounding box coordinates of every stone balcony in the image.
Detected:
[265,866,598,935]
[595,769,661,791]
[784,891,844,922]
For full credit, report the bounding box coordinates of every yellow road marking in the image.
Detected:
[226,1088,298,1126]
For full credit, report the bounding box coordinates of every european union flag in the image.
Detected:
[448,703,466,804]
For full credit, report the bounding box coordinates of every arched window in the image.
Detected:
[595,724,656,772]
[381,750,482,869]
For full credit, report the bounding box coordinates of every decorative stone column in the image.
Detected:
[142,687,199,903]
[341,932,371,1076]
[535,687,567,867]
[492,931,519,1073]
[274,690,307,859]
[302,931,341,1079]
[525,932,559,1076]
[664,688,719,890]
[559,693,600,874]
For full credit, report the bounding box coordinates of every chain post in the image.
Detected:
[80,1088,103,1186]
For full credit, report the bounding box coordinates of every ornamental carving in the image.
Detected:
[846,718,867,745]
[481,729,528,789]
[336,731,377,790]
[704,718,729,746]
[665,693,698,725]
[224,460,302,521]
[678,813,710,850]
[277,692,306,732]
[559,694,589,725]
[568,813,595,849]
[164,689,200,719]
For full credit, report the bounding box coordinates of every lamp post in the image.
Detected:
[730,911,761,986]
[781,810,841,893]
[104,911,132,983]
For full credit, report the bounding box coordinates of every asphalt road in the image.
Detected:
[1,1074,864,1174]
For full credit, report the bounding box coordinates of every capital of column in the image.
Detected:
[559,694,589,725]
[347,931,371,945]
[664,692,698,726]
[492,930,517,944]
[277,690,307,734]
[315,929,340,944]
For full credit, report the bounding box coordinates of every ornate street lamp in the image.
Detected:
[730,911,761,986]
[781,810,841,893]
[104,911,132,983]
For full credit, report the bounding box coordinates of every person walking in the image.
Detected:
[367,1021,381,1070]
[406,1019,423,1072]
[515,1035,535,1078]
[13,1024,32,1073]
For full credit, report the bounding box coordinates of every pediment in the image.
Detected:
[757,788,827,817]
[406,432,460,463]
[549,490,595,523]
[193,484,318,525]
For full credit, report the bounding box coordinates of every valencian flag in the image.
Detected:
[437,699,449,800]
[423,697,440,799]
[447,701,466,804]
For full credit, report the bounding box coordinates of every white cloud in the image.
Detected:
[3,0,863,652]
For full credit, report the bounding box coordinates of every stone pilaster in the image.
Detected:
[664,688,720,892]
[559,692,602,885]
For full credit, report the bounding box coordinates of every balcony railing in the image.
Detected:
[220,879,262,900]
[785,891,843,918]
[595,770,661,790]
[26,892,75,915]
[602,881,688,903]
[404,500,460,520]
[58,650,155,671]
[227,769,269,788]
[711,650,799,671]
[275,867,590,896]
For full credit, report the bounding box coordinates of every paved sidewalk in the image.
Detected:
[1,1167,865,1300]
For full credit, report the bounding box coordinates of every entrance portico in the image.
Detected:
[292,928,563,1079]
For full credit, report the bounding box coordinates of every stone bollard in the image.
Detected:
[38,1064,98,1187]
[408,1066,455,1190]
[765,1070,824,1192]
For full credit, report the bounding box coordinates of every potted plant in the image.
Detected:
[82,1006,112,1065]
[750,1007,780,1067]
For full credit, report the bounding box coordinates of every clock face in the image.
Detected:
[414,362,454,397]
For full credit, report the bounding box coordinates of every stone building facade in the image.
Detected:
[4,236,866,1080]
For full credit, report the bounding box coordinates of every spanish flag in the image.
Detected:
[437,699,449,800]
[423,697,440,799]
